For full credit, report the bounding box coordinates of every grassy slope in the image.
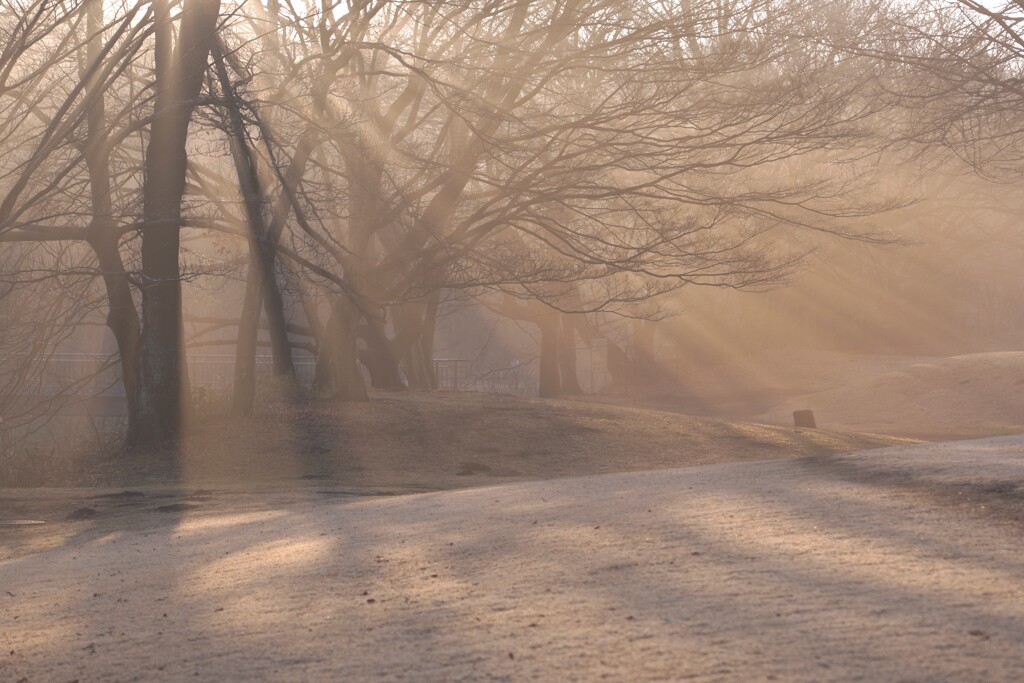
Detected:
[758,352,1024,439]
[38,391,914,490]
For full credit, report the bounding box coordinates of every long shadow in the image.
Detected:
[798,436,1024,528]
[5,436,1024,680]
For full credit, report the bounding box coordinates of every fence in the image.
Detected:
[432,359,533,395]
[433,341,613,395]
[3,339,630,418]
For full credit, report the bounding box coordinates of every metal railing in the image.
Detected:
[432,359,533,394]
[4,340,627,409]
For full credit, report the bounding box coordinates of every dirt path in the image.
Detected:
[3,436,1024,682]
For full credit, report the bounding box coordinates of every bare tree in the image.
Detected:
[225,0,904,399]
[1,0,982,460]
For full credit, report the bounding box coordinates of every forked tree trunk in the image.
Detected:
[92,238,142,430]
[132,0,220,448]
[212,42,296,413]
[83,0,142,437]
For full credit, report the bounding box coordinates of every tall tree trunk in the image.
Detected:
[232,262,262,413]
[605,340,632,394]
[538,308,561,398]
[212,41,295,413]
[421,290,440,389]
[363,311,405,390]
[500,295,566,398]
[133,0,220,448]
[82,0,142,437]
[91,238,142,432]
[243,127,321,391]
[314,295,368,401]
[338,148,404,391]
[394,299,436,390]
[285,257,323,354]
[558,314,582,395]
[263,132,319,372]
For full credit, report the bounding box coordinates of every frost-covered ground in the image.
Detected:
[3,436,1023,682]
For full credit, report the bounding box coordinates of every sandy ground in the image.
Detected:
[3,436,1024,682]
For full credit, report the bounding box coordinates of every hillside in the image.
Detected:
[758,352,1024,439]
[3,391,913,489]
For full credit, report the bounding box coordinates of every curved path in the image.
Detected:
[3,437,1024,681]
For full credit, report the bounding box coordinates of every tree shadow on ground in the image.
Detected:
[3,438,1024,681]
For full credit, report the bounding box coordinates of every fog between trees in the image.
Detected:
[0,0,1021,457]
